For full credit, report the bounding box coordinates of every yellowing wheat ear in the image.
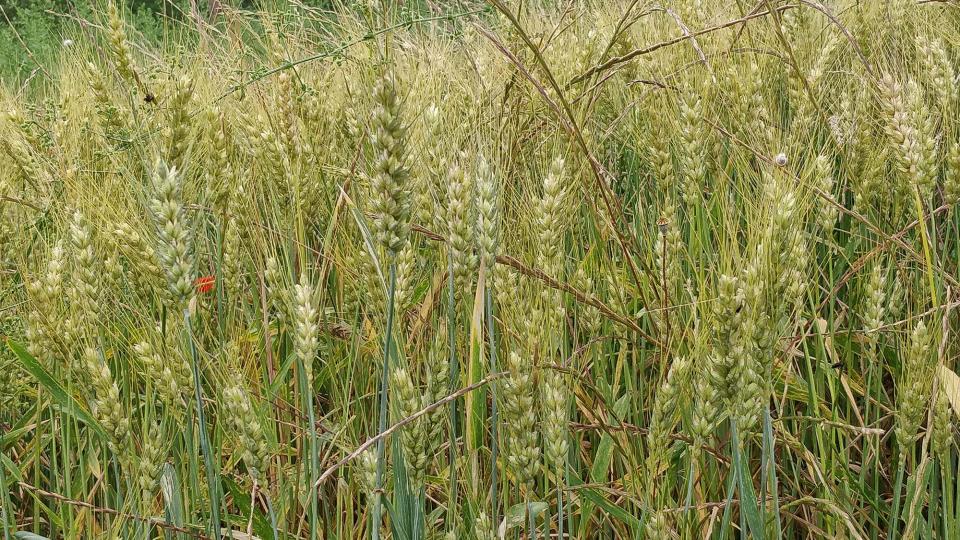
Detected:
[475,154,499,288]
[293,274,321,384]
[646,354,693,485]
[391,367,428,488]
[945,143,960,205]
[149,159,194,306]
[25,241,67,365]
[82,346,130,455]
[135,329,192,416]
[222,385,270,481]
[68,210,99,330]
[106,2,140,89]
[164,76,194,171]
[932,390,954,460]
[896,320,934,453]
[136,422,164,502]
[446,159,477,295]
[370,74,412,259]
[502,350,539,488]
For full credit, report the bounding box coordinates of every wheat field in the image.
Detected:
[2,0,960,538]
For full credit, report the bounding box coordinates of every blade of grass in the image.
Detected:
[184,309,221,540]
[485,284,500,527]
[372,263,397,540]
[446,256,460,533]
[888,455,906,540]
[763,407,782,536]
[732,419,764,539]
[0,445,11,540]
[7,341,108,440]
[297,356,319,540]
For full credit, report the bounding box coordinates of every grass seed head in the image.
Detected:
[896,320,934,451]
[391,367,428,489]
[222,385,270,481]
[370,73,412,258]
[149,159,194,305]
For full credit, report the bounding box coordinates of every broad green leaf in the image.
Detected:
[268,351,298,395]
[0,424,32,447]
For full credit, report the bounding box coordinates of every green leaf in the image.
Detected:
[159,463,186,540]
[346,197,385,292]
[1,453,23,484]
[388,435,415,540]
[733,423,765,539]
[0,424,32,447]
[268,351,298,395]
[762,409,782,537]
[7,340,108,440]
[577,489,640,533]
[14,532,52,540]
[465,266,486,455]
[578,394,630,537]
[499,501,548,535]
[223,477,275,540]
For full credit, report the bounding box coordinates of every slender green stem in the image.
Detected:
[0,443,11,540]
[484,287,499,525]
[446,257,460,531]
[372,263,397,540]
[944,455,954,539]
[683,452,696,535]
[556,473,564,540]
[763,407,781,535]
[265,490,279,540]
[184,309,221,540]
[526,495,537,540]
[299,359,319,540]
[888,455,907,540]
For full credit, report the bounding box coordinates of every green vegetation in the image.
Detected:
[2,1,960,538]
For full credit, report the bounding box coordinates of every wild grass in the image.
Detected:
[2,0,960,538]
